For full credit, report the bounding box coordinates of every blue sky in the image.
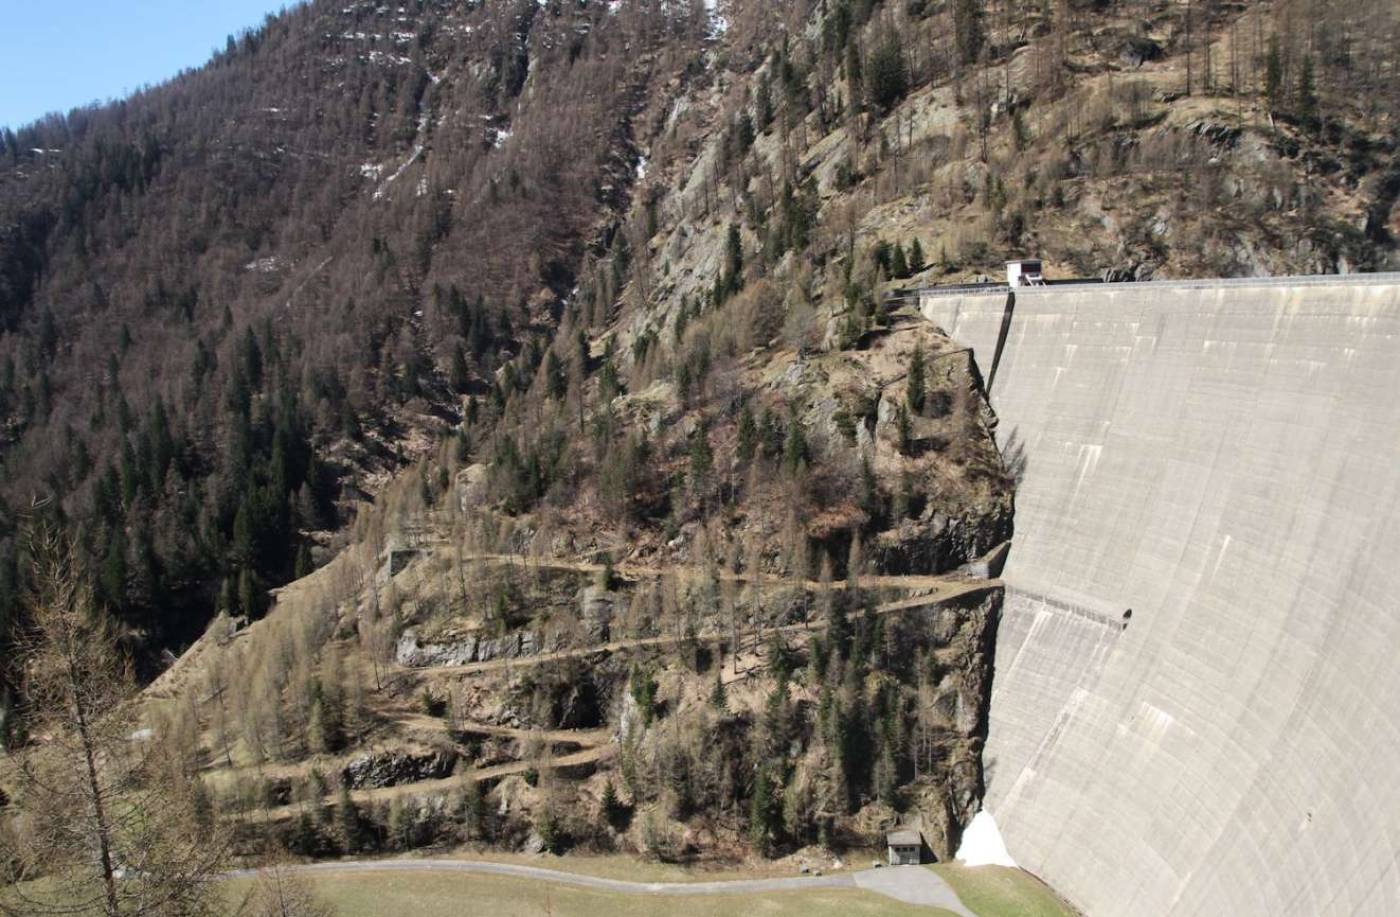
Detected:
[1,2,295,131]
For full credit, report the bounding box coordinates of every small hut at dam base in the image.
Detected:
[887,828,925,866]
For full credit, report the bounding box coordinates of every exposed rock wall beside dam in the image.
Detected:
[922,277,1400,917]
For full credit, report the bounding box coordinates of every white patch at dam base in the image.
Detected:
[956,810,1018,868]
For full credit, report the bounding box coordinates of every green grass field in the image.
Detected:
[447,850,806,883]
[930,864,1079,917]
[218,858,1083,917]
[222,871,945,917]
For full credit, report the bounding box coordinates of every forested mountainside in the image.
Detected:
[0,0,710,694]
[1,0,1398,870]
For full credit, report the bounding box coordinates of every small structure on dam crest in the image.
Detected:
[1005,258,1045,287]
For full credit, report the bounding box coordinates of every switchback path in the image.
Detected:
[245,745,617,823]
[226,857,976,914]
[406,547,1000,593]
[395,713,612,748]
[400,577,1002,680]
[235,583,996,823]
[203,718,608,787]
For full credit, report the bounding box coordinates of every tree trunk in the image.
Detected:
[70,681,120,917]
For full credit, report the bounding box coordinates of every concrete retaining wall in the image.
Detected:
[922,277,1400,916]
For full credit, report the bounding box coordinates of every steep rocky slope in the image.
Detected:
[143,296,1016,865]
[2,0,1398,875]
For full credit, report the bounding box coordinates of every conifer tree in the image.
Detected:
[896,404,913,455]
[755,71,774,131]
[891,242,909,280]
[710,671,728,712]
[749,766,777,856]
[295,542,314,579]
[907,343,926,414]
[308,697,330,755]
[845,40,863,113]
[542,804,570,852]
[630,666,658,726]
[736,406,758,465]
[460,774,486,841]
[238,567,262,618]
[191,779,215,835]
[388,799,414,851]
[875,739,898,805]
[600,778,624,829]
[241,327,264,391]
[545,351,566,400]
[908,238,926,274]
[954,0,985,67]
[725,223,744,295]
[859,456,881,521]
[689,429,713,499]
[99,529,128,615]
[449,344,470,394]
[782,409,807,474]
[1297,55,1318,130]
[867,37,909,114]
[1265,37,1283,113]
[336,784,363,854]
[735,112,756,153]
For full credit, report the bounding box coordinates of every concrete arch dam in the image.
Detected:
[922,276,1400,917]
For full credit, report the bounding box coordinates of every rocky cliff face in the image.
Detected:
[882,591,1003,860]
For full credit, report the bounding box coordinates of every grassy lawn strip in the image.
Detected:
[223,871,952,916]
[929,864,1079,917]
[449,850,803,883]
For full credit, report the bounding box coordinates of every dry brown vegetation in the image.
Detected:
[2,0,1399,893]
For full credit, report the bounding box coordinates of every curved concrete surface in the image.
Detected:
[922,276,1400,916]
[229,858,973,912]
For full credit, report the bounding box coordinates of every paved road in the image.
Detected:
[856,865,978,916]
[227,858,976,913]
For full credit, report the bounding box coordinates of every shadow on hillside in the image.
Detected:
[1001,428,1028,488]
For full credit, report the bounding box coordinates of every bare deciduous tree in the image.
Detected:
[239,861,334,917]
[0,528,227,917]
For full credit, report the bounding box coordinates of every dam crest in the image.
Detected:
[922,274,1400,917]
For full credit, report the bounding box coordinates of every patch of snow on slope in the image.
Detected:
[956,810,1018,868]
[705,0,728,36]
[373,144,422,199]
[245,256,282,274]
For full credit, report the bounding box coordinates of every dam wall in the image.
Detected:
[922,276,1400,916]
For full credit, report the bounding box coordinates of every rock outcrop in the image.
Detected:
[342,750,457,790]
[396,627,545,668]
